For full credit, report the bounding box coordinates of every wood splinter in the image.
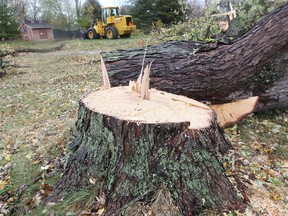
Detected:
[100,55,111,89]
[129,62,152,100]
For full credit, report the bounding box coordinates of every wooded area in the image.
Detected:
[101,3,288,112]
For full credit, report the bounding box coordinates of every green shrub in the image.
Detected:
[148,0,287,42]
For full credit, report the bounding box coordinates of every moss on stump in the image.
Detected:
[45,87,246,215]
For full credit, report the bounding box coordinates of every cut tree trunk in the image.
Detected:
[45,86,247,215]
[101,3,288,111]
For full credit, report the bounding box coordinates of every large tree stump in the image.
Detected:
[101,3,288,111]
[46,86,246,215]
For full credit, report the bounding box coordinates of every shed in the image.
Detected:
[19,20,54,41]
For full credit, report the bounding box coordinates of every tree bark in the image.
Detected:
[45,87,247,215]
[101,3,288,111]
[0,44,66,57]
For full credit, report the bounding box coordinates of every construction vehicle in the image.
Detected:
[86,6,136,39]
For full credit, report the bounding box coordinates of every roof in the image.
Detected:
[23,20,53,29]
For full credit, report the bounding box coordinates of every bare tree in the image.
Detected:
[41,0,77,29]
[3,0,30,22]
[75,0,81,21]
[30,0,41,20]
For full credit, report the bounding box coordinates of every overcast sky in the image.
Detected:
[98,0,206,7]
[98,0,126,7]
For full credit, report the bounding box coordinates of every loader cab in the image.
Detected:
[102,7,119,24]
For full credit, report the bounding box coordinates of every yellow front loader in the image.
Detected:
[86,6,136,39]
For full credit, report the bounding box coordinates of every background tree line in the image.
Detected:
[0,0,286,40]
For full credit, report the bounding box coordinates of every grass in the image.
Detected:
[0,35,287,215]
[0,35,150,215]
[224,110,288,215]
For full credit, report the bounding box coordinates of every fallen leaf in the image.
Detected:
[264,146,271,154]
[7,139,14,146]
[89,177,96,185]
[32,160,41,165]
[270,192,281,201]
[147,208,152,215]
[97,208,105,216]
[80,209,91,215]
[96,193,106,205]
[40,165,50,171]
[0,180,9,190]
[5,153,11,161]
[26,151,33,160]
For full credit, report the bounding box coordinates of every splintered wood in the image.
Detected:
[101,54,152,100]
[129,63,152,100]
[100,56,111,89]
[210,96,259,128]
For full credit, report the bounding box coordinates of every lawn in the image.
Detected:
[0,36,287,215]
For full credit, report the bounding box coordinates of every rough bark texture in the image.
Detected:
[46,101,246,215]
[101,3,288,111]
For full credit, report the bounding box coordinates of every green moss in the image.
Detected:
[253,58,287,93]
[256,63,279,85]
[58,110,241,213]
[166,147,219,208]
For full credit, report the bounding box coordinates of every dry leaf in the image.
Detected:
[26,152,33,160]
[40,165,50,170]
[147,209,153,216]
[80,209,91,215]
[32,160,41,164]
[5,153,11,161]
[7,139,14,146]
[97,208,105,216]
[96,193,106,205]
[0,180,9,190]
[270,192,281,201]
[89,177,96,185]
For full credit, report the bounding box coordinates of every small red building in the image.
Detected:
[19,20,54,41]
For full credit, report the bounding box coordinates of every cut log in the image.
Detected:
[45,86,247,215]
[0,44,66,57]
[101,3,288,112]
[210,96,259,128]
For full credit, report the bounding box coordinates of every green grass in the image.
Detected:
[1,35,287,215]
[31,188,95,216]
[1,34,149,51]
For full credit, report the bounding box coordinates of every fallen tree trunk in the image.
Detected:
[101,3,288,111]
[0,44,66,57]
[45,86,247,215]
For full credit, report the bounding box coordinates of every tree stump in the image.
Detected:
[46,86,246,215]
